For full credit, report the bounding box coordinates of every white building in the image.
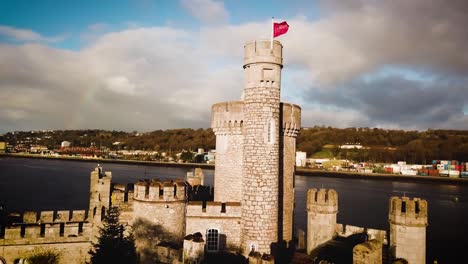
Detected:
[61,141,71,148]
[296,151,307,167]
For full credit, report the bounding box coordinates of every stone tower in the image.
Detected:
[389,196,428,264]
[88,165,112,238]
[241,39,282,255]
[307,188,338,254]
[210,39,301,256]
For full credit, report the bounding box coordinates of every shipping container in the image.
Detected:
[439,170,449,177]
[449,170,460,178]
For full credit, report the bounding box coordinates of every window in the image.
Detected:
[206,229,219,252]
[40,224,45,237]
[250,243,257,252]
[59,223,65,237]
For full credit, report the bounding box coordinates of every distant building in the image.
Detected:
[340,143,363,149]
[61,141,71,148]
[296,151,307,167]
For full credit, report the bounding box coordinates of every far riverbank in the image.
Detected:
[1,153,467,185]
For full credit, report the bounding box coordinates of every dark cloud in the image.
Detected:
[304,75,468,129]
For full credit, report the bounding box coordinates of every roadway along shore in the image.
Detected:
[1,153,467,185]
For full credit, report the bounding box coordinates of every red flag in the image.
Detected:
[273,21,289,38]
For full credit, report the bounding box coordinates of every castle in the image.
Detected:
[0,40,428,264]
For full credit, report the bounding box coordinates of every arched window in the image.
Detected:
[206,229,219,252]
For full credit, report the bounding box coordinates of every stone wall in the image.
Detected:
[0,210,92,263]
[186,201,241,251]
[336,224,387,244]
[0,242,91,264]
[389,196,428,264]
[307,189,338,254]
[241,39,283,255]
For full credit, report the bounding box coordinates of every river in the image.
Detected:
[0,157,466,263]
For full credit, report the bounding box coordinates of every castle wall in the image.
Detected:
[211,101,244,202]
[241,39,283,255]
[0,210,92,264]
[389,196,428,264]
[0,242,91,264]
[186,201,241,251]
[307,189,338,254]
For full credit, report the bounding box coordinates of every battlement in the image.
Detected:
[17,210,87,224]
[389,196,428,226]
[1,211,91,243]
[133,179,186,202]
[281,103,301,137]
[244,40,283,68]
[211,101,244,135]
[186,201,241,218]
[90,165,112,180]
[307,189,338,213]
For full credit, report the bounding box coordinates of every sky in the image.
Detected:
[0,0,467,133]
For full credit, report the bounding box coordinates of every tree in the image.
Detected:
[89,206,137,264]
[25,248,61,264]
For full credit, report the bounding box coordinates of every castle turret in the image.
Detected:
[307,189,338,254]
[211,101,244,202]
[280,103,301,243]
[389,196,428,264]
[241,40,283,255]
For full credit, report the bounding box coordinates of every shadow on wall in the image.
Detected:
[132,218,181,264]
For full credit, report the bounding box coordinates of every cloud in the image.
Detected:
[180,0,229,24]
[0,25,64,43]
[0,1,467,132]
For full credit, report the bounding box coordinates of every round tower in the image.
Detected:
[240,40,283,255]
[307,188,338,254]
[211,101,244,202]
[132,179,187,242]
[388,196,428,264]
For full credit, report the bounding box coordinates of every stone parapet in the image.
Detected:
[1,221,92,244]
[244,40,283,68]
[211,101,244,135]
[307,189,338,214]
[15,210,87,224]
[281,103,301,137]
[388,196,428,227]
[133,179,186,202]
[186,201,241,218]
[336,224,387,244]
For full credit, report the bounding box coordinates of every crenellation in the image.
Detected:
[39,211,54,223]
[186,201,241,218]
[133,179,186,202]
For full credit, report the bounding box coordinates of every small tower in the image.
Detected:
[307,189,338,254]
[88,165,112,239]
[388,196,428,264]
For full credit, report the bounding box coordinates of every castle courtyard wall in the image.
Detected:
[186,201,241,250]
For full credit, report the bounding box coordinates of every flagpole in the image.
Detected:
[271,17,274,50]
